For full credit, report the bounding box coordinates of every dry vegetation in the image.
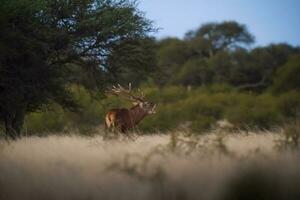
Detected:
[1,128,300,200]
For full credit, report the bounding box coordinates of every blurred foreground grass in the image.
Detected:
[1,128,300,200]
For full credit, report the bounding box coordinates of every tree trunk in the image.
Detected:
[4,107,26,140]
[5,114,17,140]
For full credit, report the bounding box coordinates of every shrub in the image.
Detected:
[272,54,300,93]
[276,91,300,119]
[24,105,68,135]
[190,116,216,133]
[276,119,300,151]
[24,87,108,135]
[22,85,300,135]
[225,94,280,129]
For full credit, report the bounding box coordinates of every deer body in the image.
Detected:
[105,105,149,133]
[104,84,156,133]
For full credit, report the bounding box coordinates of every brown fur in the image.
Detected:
[105,105,148,133]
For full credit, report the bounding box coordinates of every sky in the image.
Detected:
[138,0,300,46]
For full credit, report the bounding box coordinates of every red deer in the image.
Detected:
[105,84,156,133]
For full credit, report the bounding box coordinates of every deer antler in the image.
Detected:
[106,83,145,102]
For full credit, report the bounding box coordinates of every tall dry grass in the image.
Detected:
[0,130,300,200]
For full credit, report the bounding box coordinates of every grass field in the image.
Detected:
[1,129,300,200]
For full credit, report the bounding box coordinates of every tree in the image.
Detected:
[0,0,153,139]
[154,38,191,86]
[208,44,299,91]
[106,37,157,86]
[236,43,299,91]
[185,21,255,57]
[272,54,300,93]
[171,58,213,86]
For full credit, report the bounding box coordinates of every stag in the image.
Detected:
[105,84,156,133]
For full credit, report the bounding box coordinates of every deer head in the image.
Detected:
[106,83,157,115]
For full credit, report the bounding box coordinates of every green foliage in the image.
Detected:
[154,38,191,86]
[185,21,255,56]
[276,91,300,119]
[154,20,299,91]
[22,84,300,135]
[1,6,299,137]
[171,58,213,86]
[225,94,280,129]
[0,0,154,138]
[107,37,157,86]
[24,106,68,135]
[272,54,300,93]
[190,116,216,132]
[276,119,300,151]
[154,21,257,87]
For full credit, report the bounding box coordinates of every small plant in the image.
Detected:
[166,131,209,155]
[275,119,300,151]
[213,133,231,156]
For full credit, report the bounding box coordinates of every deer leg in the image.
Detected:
[104,114,118,139]
[121,126,127,133]
[103,125,111,140]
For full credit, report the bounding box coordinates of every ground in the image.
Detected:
[0,130,299,200]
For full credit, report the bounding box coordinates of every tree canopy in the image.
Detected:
[153,21,299,90]
[0,0,154,139]
[185,21,255,57]
[272,54,300,93]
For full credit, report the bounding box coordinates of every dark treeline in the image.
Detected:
[151,21,300,92]
[1,0,300,138]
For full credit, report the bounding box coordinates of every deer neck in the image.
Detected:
[129,105,148,125]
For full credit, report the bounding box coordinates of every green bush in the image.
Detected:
[24,87,108,135]
[22,85,300,135]
[272,54,300,93]
[190,116,216,132]
[276,91,300,119]
[225,94,280,129]
[139,103,182,132]
[24,105,68,135]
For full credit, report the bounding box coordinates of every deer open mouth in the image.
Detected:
[149,104,157,114]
